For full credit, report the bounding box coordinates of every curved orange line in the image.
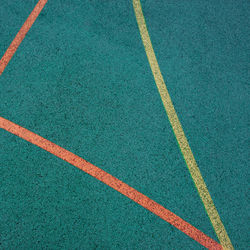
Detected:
[0,0,48,75]
[0,117,221,249]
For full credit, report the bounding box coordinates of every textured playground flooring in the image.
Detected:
[0,0,249,249]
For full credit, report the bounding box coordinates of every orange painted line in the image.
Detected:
[0,117,222,249]
[0,0,48,75]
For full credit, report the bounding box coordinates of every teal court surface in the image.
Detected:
[0,0,249,249]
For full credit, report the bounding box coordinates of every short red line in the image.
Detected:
[0,0,48,75]
[0,116,221,249]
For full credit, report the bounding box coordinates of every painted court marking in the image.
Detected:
[132,0,233,249]
[0,0,48,75]
[0,0,227,248]
[0,116,221,249]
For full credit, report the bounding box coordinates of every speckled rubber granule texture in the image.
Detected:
[0,0,249,249]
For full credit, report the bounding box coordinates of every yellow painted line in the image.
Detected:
[132,0,233,249]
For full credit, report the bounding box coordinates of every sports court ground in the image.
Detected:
[0,0,249,249]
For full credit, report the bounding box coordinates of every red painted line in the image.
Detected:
[0,116,222,249]
[0,0,48,75]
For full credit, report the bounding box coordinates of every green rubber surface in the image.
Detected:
[0,0,249,249]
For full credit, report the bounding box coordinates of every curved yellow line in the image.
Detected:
[132,0,233,249]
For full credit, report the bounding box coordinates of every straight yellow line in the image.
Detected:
[132,0,233,249]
